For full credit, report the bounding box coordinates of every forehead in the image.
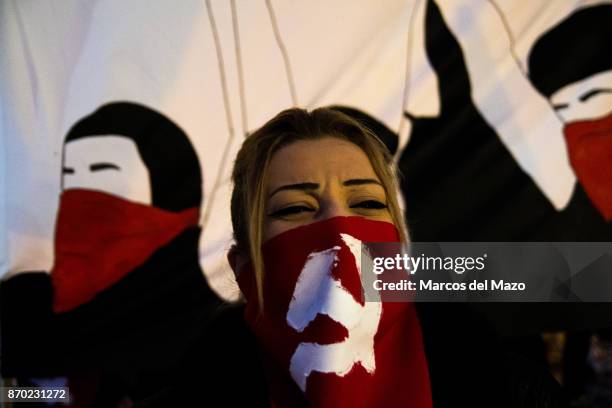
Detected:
[266,137,378,186]
[64,135,141,164]
[551,70,612,103]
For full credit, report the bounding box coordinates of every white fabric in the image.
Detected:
[1,0,602,300]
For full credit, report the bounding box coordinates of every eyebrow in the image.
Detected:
[343,178,382,187]
[579,88,612,102]
[268,178,382,198]
[269,182,318,198]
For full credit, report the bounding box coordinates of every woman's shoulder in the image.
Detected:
[416,302,567,407]
[139,302,566,407]
[136,302,269,407]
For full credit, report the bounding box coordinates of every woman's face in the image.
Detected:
[263,137,393,242]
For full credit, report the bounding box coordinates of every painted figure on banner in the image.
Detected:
[528,6,612,405]
[1,102,221,405]
[529,4,612,225]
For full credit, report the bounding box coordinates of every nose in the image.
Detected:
[318,194,352,221]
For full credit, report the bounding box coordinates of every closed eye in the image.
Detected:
[90,163,121,172]
[268,205,315,218]
[552,103,569,111]
[351,200,387,210]
[579,88,612,102]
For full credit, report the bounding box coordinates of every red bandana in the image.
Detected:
[51,189,199,313]
[564,111,612,221]
[237,216,432,408]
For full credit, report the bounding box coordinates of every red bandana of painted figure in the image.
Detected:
[564,111,612,221]
[51,188,199,313]
[237,216,432,408]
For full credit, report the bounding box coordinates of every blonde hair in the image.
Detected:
[230,107,407,310]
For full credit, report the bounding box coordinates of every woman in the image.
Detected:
[149,107,565,408]
[228,107,431,407]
